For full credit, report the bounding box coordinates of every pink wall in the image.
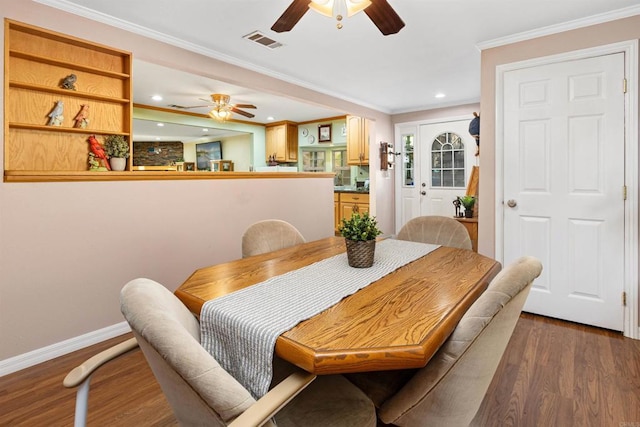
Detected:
[0,1,393,365]
[479,15,640,256]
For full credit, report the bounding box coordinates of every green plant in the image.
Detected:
[103,135,130,159]
[458,195,476,210]
[339,212,382,241]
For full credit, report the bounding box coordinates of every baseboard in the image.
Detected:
[0,321,131,377]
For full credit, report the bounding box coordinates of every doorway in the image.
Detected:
[497,42,638,335]
[395,119,478,233]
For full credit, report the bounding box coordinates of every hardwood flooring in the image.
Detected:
[1,313,638,426]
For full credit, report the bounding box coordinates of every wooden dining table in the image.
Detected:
[175,236,501,375]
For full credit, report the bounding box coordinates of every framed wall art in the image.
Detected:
[318,124,331,143]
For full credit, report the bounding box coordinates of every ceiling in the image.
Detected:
[39,0,640,125]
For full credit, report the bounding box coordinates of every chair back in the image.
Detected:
[242,219,305,258]
[396,216,472,250]
[120,278,256,426]
[349,256,542,426]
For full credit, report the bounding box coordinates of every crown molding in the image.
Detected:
[477,5,640,50]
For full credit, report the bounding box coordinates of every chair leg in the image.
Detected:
[73,376,92,427]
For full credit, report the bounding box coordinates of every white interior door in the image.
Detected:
[503,52,625,331]
[419,120,477,217]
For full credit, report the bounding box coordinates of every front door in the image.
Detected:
[418,120,477,217]
[502,52,626,331]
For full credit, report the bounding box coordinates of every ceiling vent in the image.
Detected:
[243,31,284,50]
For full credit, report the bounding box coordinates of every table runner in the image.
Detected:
[200,239,439,398]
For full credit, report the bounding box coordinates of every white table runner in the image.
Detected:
[200,239,439,398]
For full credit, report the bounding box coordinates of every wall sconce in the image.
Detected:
[380,142,399,170]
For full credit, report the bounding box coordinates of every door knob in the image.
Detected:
[420,191,426,195]
[506,199,517,208]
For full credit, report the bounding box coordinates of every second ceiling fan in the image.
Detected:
[272,0,404,35]
[170,94,256,120]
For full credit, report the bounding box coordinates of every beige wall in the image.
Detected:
[479,15,640,257]
[0,0,393,365]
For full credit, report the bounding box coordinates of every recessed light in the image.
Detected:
[151,95,163,101]
[157,123,164,127]
[202,128,209,132]
[267,116,275,121]
[435,93,446,99]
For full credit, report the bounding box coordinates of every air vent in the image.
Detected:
[243,31,284,50]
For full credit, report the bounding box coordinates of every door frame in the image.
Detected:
[495,40,639,339]
[394,115,473,234]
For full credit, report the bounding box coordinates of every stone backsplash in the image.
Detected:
[133,141,184,166]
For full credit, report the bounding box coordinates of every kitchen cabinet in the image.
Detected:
[266,121,298,163]
[334,193,340,234]
[338,193,370,224]
[4,19,132,179]
[346,115,370,165]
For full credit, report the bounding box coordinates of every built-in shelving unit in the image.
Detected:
[4,19,132,180]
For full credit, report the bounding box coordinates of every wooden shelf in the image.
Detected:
[9,50,130,79]
[4,19,132,175]
[4,171,335,183]
[9,122,129,136]
[9,81,130,104]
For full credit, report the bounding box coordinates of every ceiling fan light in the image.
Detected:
[309,0,334,17]
[345,0,371,17]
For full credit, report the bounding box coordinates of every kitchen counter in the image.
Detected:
[334,187,369,194]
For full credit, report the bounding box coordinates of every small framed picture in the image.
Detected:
[184,162,196,171]
[318,124,331,142]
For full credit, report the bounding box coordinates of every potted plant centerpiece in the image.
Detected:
[103,134,130,171]
[458,195,476,218]
[339,211,382,268]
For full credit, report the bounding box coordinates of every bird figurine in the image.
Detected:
[74,104,89,128]
[47,100,64,126]
[60,74,77,90]
[87,135,111,170]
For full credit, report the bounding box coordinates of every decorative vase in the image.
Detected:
[109,157,126,171]
[464,208,473,218]
[345,239,376,268]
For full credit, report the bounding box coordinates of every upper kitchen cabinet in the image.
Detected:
[4,19,132,178]
[266,121,298,163]
[346,115,370,165]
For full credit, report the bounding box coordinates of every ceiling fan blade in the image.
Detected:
[233,104,257,109]
[364,0,405,35]
[231,107,255,118]
[271,0,311,33]
[168,104,210,109]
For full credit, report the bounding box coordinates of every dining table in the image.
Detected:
[175,236,501,379]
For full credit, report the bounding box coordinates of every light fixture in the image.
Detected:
[435,93,446,99]
[151,95,163,101]
[309,0,372,30]
[207,94,233,122]
[380,142,400,171]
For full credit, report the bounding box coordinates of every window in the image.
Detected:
[332,150,351,186]
[401,134,414,187]
[431,132,465,188]
[302,150,326,172]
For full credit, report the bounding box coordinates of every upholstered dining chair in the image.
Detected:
[396,215,472,250]
[241,219,306,258]
[120,278,377,427]
[346,256,543,427]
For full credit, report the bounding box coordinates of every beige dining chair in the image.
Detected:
[241,219,306,258]
[396,215,472,250]
[120,278,377,427]
[346,256,543,427]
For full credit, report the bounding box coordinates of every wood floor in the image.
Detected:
[1,313,639,426]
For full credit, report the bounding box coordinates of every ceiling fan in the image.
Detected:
[272,0,404,36]
[168,94,257,120]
